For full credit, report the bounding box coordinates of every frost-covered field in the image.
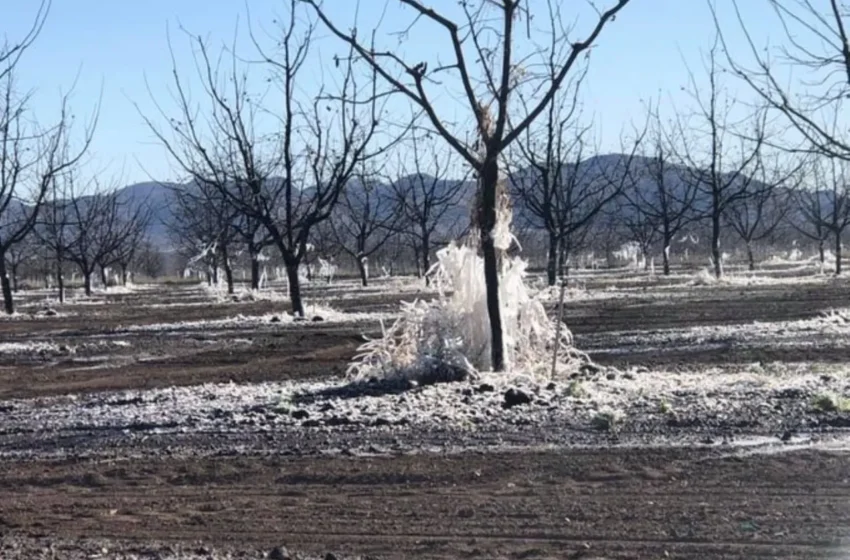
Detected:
[0,264,849,559]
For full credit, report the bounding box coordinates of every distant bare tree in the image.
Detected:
[389,133,469,283]
[674,38,766,278]
[330,165,400,287]
[796,156,850,275]
[99,198,154,286]
[142,2,393,315]
[724,152,800,270]
[624,106,699,275]
[166,182,239,290]
[303,0,633,370]
[35,173,73,302]
[63,177,136,295]
[0,70,96,312]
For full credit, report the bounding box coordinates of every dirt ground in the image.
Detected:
[1,273,849,558]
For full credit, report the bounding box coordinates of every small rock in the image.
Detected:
[781,430,794,442]
[291,409,309,420]
[312,315,325,322]
[623,373,635,381]
[461,387,473,397]
[503,388,532,409]
[606,372,617,381]
[545,382,557,391]
[42,308,58,316]
[324,553,339,560]
[270,316,282,323]
[301,419,321,428]
[268,546,291,560]
[476,383,495,393]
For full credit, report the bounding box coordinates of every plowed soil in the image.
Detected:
[1,275,849,559]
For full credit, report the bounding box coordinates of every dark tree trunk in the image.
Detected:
[99,266,108,288]
[56,260,65,304]
[84,271,93,296]
[221,247,235,295]
[120,264,128,286]
[422,233,431,286]
[357,258,368,287]
[662,242,671,276]
[479,156,504,372]
[746,242,755,272]
[819,240,826,268]
[546,230,558,286]
[558,242,571,279]
[835,231,842,276]
[413,244,422,278]
[285,260,304,317]
[642,247,651,271]
[10,264,18,293]
[250,257,260,290]
[0,256,14,315]
[711,214,723,278]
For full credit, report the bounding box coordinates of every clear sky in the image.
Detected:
[4,0,775,185]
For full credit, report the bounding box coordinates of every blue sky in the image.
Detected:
[4,0,774,185]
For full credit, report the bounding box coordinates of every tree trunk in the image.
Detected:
[662,241,671,276]
[250,257,260,290]
[558,241,571,279]
[835,231,842,276]
[121,264,128,286]
[99,266,108,288]
[413,244,422,278]
[84,271,93,296]
[357,258,368,287]
[642,247,651,271]
[10,264,18,293]
[546,230,558,286]
[746,242,755,272]
[711,214,723,278]
[479,156,504,372]
[422,234,431,287]
[57,261,65,304]
[285,260,305,317]
[0,256,14,315]
[221,248,235,295]
[819,240,825,269]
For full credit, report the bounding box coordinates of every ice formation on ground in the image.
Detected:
[347,179,585,382]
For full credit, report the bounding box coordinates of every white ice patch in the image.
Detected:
[116,306,391,334]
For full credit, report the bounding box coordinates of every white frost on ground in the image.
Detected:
[1,359,846,456]
[116,306,393,334]
[583,308,850,354]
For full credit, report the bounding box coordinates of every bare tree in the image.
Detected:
[796,156,850,275]
[302,0,632,370]
[166,181,238,290]
[63,177,136,296]
[623,106,699,275]
[724,152,799,270]
[389,133,469,283]
[330,165,400,286]
[0,70,96,312]
[674,38,766,278]
[142,3,392,315]
[0,1,50,83]
[99,198,154,286]
[717,1,850,161]
[35,172,73,302]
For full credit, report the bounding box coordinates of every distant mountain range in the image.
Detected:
[113,153,801,250]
